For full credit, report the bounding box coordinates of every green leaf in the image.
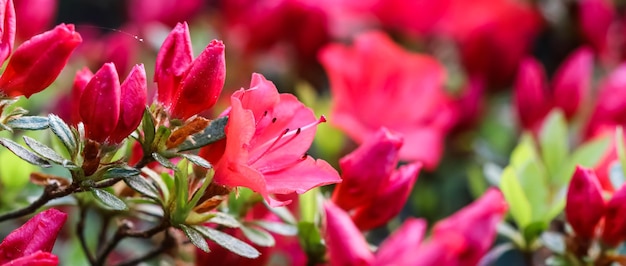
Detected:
[180,224,210,253]
[22,136,76,169]
[208,212,242,228]
[555,135,610,187]
[522,221,548,244]
[538,110,569,178]
[541,231,565,254]
[266,204,297,225]
[48,114,77,156]
[124,174,159,199]
[180,153,212,169]
[297,222,326,264]
[500,166,532,228]
[5,116,49,130]
[177,116,228,152]
[141,107,156,148]
[0,137,50,167]
[515,159,549,223]
[253,221,297,236]
[91,189,128,210]
[193,225,261,258]
[152,152,176,169]
[240,225,275,247]
[103,167,141,179]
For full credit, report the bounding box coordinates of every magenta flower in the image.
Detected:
[155,22,225,120]
[319,31,457,169]
[14,0,56,40]
[331,127,421,231]
[514,47,594,130]
[0,0,14,65]
[199,73,340,206]
[0,23,81,98]
[0,209,67,265]
[78,63,147,144]
[128,0,202,27]
[578,0,615,62]
[585,63,626,137]
[566,166,605,240]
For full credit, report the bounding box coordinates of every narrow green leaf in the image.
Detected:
[253,221,297,236]
[141,107,156,147]
[152,152,176,169]
[103,167,142,179]
[91,189,128,210]
[0,138,50,167]
[541,232,565,254]
[555,135,610,187]
[500,166,532,228]
[22,136,75,169]
[48,114,77,155]
[208,212,242,228]
[124,174,159,199]
[5,116,49,130]
[538,109,569,178]
[177,116,228,152]
[515,159,549,223]
[194,225,260,258]
[240,225,275,247]
[180,153,212,169]
[180,225,210,253]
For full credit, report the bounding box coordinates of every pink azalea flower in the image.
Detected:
[14,0,56,41]
[331,127,421,231]
[585,63,626,138]
[199,73,340,206]
[323,189,507,266]
[319,31,457,169]
[0,209,67,265]
[566,166,605,240]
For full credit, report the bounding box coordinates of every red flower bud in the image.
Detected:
[514,58,551,129]
[565,166,605,240]
[170,39,226,119]
[0,0,14,65]
[0,23,81,98]
[155,22,193,107]
[602,184,626,246]
[552,47,593,119]
[79,63,121,143]
[109,64,147,143]
[70,67,93,125]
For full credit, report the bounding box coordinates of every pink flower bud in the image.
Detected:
[323,201,374,266]
[552,47,594,119]
[170,39,226,119]
[0,0,14,65]
[566,166,605,240]
[602,184,626,246]
[154,22,192,107]
[0,23,81,98]
[70,67,94,125]
[514,58,551,129]
[109,64,147,143]
[351,162,421,231]
[0,209,67,264]
[332,127,403,210]
[79,63,121,143]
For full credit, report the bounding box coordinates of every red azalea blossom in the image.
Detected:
[0,209,67,265]
[200,73,340,206]
[319,31,457,169]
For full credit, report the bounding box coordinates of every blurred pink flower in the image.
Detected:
[14,0,56,40]
[566,166,605,240]
[585,63,626,137]
[324,189,506,265]
[319,31,457,169]
[128,0,202,28]
[331,128,421,231]
[0,209,67,265]
[440,0,542,88]
[0,0,14,65]
[199,73,340,207]
[514,47,594,130]
[578,0,617,63]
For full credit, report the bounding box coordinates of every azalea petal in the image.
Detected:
[552,47,593,119]
[399,127,445,170]
[0,209,67,264]
[374,218,427,265]
[323,201,374,266]
[2,251,58,266]
[263,156,340,196]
